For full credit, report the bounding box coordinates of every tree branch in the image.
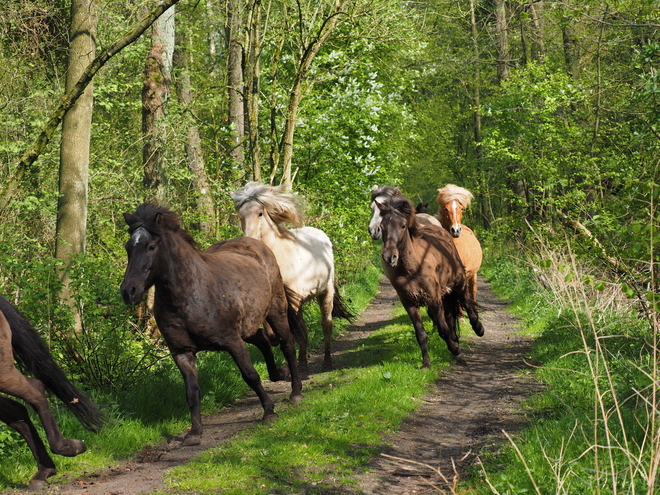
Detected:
[0,0,180,214]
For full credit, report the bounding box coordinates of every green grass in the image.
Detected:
[471,253,658,495]
[0,263,385,490]
[159,286,463,494]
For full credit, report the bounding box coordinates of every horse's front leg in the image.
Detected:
[403,304,432,369]
[172,351,203,446]
[0,395,56,490]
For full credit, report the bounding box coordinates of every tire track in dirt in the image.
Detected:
[6,276,539,494]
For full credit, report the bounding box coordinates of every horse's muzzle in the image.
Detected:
[382,251,399,268]
[120,283,142,306]
[449,225,462,238]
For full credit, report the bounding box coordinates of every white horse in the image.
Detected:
[231,182,353,372]
[369,185,441,240]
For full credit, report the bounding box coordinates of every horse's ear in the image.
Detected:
[155,212,164,226]
[375,199,388,213]
[123,212,133,225]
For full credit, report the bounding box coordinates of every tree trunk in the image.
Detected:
[173,36,215,233]
[245,0,262,182]
[0,0,180,214]
[279,1,348,190]
[560,1,580,79]
[227,0,245,174]
[469,0,490,227]
[529,1,546,61]
[494,0,510,82]
[142,5,175,200]
[55,0,97,328]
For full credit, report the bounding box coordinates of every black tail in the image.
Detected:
[283,287,309,351]
[1,296,107,432]
[332,284,355,321]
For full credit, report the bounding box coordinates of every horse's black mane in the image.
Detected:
[381,194,425,237]
[126,203,198,247]
[371,185,400,202]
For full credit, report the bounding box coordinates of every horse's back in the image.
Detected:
[269,226,334,298]
[205,236,284,290]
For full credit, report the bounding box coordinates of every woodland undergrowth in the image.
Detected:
[473,235,660,494]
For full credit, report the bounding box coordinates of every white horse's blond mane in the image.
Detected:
[436,184,474,208]
[231,182,305,227]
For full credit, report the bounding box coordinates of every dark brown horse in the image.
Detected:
[374,193,485,367]
[0,297,106,490]
[120,203,303,446]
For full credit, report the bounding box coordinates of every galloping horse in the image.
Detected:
[369,186,441,241]
[120,203,303,446]
[231,182,353,372]
[0,297,106,490]
[435,184,483,301]
[374,193,485,367]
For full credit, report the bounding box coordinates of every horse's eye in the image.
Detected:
[259,212,263,217]
[401,224,406,229]
[148,244,157,251]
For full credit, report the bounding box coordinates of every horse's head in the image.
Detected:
[436,185,473,238]
[231,182,304,240]
[369,185,401,240]
[233,197,277,241]
[120,204,187,305]
[377,195,416,268]
[440,198,464,237]
[415,202,429,214]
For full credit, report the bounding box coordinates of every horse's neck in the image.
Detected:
[259,223,295,248]
[155,235,204,299]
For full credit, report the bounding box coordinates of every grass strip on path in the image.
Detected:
[160,280,460,494]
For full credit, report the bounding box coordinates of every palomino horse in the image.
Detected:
[435,184,483,301]
[231,182,353,372]
[369,186,440,240]
[374,193,485,367]
[0,297,106,490]
[120,203,303,446]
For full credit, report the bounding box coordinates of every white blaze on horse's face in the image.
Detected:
[368,196,387,240]
[445,199,463,238]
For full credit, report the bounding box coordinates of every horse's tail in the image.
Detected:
[1,297,107,432]
[283,286,309,351]
[332,284,355,321]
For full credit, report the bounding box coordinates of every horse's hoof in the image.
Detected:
[182,434,202,446]
[289,393,303,405]
[454,354,467,366]
[54,439,86,457]
[27,479,48,492]
[473,322,485,337]
[321,360,333,372]
[262,412,278,423]
[277,366,291,381]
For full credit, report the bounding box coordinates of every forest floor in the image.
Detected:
[29,277,541,495]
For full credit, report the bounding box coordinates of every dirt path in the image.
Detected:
[23,277,539,495]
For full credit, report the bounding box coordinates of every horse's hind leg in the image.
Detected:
[225,341,278,423]
[0,395,56,490]
[461,295,484,337]
[266,306,303,404]
[430,302,462,359]
[403,304,432,369]
[0,373,85,458]
[245,325,289,382]
[317,288,334,371]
